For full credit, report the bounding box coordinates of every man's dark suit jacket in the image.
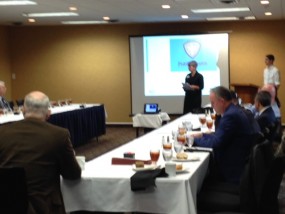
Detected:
[0,118,81,214]
[256,106,277,142]
[194,103,257,184]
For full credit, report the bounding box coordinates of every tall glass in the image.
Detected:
[162,142,173,162]
[150,149,160,165]
[199,115,206,127]
[206,119,213,131]
[174,140,183,153]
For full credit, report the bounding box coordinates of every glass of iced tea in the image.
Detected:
[199,115,206,127]
[150,149,160,165]
[206,119,213,131]
[211,113,216,121]
[177,133,187,145]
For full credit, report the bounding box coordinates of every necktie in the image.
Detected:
[1,98,11,110]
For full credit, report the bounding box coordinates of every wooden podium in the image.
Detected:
[231,83,260,104]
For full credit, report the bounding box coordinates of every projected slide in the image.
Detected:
[143,34,224,96]
[130,33,229,114]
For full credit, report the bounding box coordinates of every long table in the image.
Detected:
[61,113,210,214]
[48,104,106,147]
[0,104,106,147]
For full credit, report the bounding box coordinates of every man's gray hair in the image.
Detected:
[24,92,50,117]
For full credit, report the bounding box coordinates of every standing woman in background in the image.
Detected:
[182,60,204,114]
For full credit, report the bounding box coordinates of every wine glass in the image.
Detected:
[150,149,160,165]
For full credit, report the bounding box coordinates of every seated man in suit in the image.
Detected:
[0,91,81,214]
[193,86,258,184]
[0,80,12,111]
[254,90,277,142]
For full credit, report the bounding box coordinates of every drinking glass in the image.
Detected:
[206,119,213,131]
[199,115,206,127]
[162,142,173,162]
[186,135,194,148]
[177,133,186,145]
[150,149,160,165]
[211,113,216,121]
[174,140,183,153]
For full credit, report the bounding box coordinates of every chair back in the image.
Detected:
[240,140,284,214]
[0,167,28,214]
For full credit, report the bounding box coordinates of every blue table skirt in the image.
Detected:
[48,105,106,147]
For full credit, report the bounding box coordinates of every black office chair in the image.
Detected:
[197,140,284,214]
[8,100,14,110]
[16,99,24,107]
[0,167,28,214]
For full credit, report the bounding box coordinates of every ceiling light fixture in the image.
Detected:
[265,12,272,16]
[23,12,78,17]
[162,5,171,9]
[207,17,239,21]
[69,7,77,11]
[181,15,189,19]
[103,16,110,20]
[61,20,109,25]
[244,16,256,20]
[192,7,250,13]
[28,18,35,23]
[260,0,269,4]
[0,0,37,5]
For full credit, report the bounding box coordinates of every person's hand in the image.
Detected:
[191,132,203,138]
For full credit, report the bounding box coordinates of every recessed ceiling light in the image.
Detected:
[192,7,250,13]
[265,12,272,16]
[207,17,239,21]
[28,18,36,23]
[260,0,269,5]
[0,0,37,5]
[69,7,77,11]
[103,16,110,20]
[244,16,256,20]
[23,12,78,17]
[162,5,171,9]
[181,15,189,19]
[61,20,109,25]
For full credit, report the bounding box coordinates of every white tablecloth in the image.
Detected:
[62,113,211,214]
[0,104,103,125]
[132,112,171,128]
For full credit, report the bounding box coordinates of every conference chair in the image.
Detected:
[8,100,14,110]
[197,140,284,214]
[0,167,28,214]
[16,99,24,107]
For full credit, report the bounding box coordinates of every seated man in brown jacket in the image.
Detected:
[0,91,81,214]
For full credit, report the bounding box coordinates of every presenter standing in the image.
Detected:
[182,60,204,114]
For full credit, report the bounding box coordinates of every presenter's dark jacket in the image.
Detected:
[0,118,81,214]
[194,103,257,184]
[183,71,204,114]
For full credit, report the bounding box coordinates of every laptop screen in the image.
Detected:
[144,103,159,114]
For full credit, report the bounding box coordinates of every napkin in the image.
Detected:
[130,168,168,191]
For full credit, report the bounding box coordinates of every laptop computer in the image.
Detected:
[144,103,159,114]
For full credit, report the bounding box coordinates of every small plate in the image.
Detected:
[132,164,158,171]
[176,166,190,173]
[172,156,200,162]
